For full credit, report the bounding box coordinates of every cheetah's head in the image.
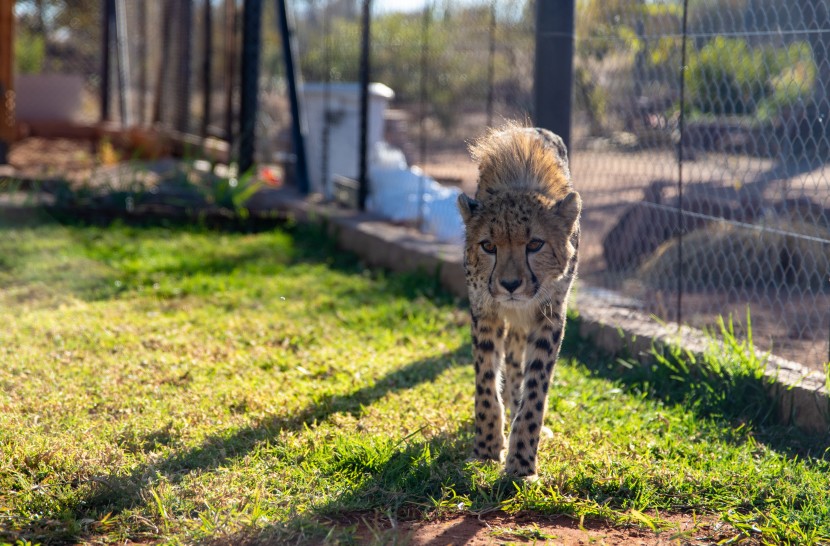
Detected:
[457,189,581,308]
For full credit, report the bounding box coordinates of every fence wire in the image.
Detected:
[293,0,830,370]
[574,0,830,370]
[119,0,242,142]
[12,0,243,145]
[13,0,102,123]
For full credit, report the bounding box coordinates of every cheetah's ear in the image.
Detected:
[457,193,481,224]
[555,191,582,233]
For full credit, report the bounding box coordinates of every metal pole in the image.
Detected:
[153,0,175,124]
[202,0,213,139]
[239,0,262,175]
[276,0,310,194]
[137,0,147,125]
[358,0,371,211]
[101,0,115,122]
[417,2,430,229]
[486,0,496,127]
[533,0,574,150]
[322,1,331,198]
[224,0,238,144]
[176,0,193,134]
[114,0,130,126]
[677,0,689,326]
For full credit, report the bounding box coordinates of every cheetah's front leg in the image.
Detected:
[502,325,526,420]
[471,315,506,462]
[505,321,564,478]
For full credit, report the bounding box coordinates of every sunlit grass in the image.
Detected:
[0,217,828,545]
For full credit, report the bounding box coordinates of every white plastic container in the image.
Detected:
[302,82,394,197]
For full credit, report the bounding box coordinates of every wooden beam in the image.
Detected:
[0,0,15,162]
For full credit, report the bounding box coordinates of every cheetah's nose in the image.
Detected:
[499,278,522,293]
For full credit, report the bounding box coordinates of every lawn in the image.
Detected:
[1,216,829,545]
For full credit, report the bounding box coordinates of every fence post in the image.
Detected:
[153,0,175,124]
[175,0,194,134]
[202,0,213,139]
[101,0,115,122]
[115,0,131,126]
[417,2,431,229]
[223,0,238,146]
[238,0,262,175]
[276,0,310,194]
[358,0,372,211]
[486,0,496,127]
[533,0,574,150]
[137,1,147,125]
[0,0,13,164]
[676,0,689,326]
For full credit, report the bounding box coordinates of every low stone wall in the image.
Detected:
[262,187,829,435]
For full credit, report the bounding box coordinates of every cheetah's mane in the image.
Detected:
[469,121,572,202]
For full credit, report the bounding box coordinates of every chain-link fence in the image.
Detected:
[279,0,533,237]
[114,1,243,143]
[12,0,102,123]
[291,0,829,370]
[573,0,830,370]
[11,1,245,147]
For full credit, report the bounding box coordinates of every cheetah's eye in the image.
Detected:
[527,239,545,253]
[480,241,496,254]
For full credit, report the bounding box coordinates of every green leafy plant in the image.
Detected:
[206,169,263,217]
[15,30,46,74]
[686,37,815,119]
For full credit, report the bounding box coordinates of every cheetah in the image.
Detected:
[457,122,581,479]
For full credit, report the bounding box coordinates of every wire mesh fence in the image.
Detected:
[11,0,245,144]
[116,0,243,142]
[281,0,534,236]
[12,0,102,123]
[291,0,830,370]
[573,0,830,370]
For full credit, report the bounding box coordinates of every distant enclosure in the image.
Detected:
[5,0,830,369]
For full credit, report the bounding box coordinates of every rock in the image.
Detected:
[603,180,743,272]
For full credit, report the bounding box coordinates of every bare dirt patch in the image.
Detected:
[7,137,99,183]
[352,512,732,545]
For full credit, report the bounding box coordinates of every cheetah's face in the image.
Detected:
[458,189,581,308]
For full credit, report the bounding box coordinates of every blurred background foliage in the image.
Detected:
[574,0,819,140]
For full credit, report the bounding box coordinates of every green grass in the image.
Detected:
[1,216,829,545]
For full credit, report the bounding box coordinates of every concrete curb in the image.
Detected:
[574,289,829,434]
[261,187,829,435]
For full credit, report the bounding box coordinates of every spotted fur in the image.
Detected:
[458,122,580,479]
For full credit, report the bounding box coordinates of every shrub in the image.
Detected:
[687,37,815,119]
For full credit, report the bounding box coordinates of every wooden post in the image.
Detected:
[0,0,15,163]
